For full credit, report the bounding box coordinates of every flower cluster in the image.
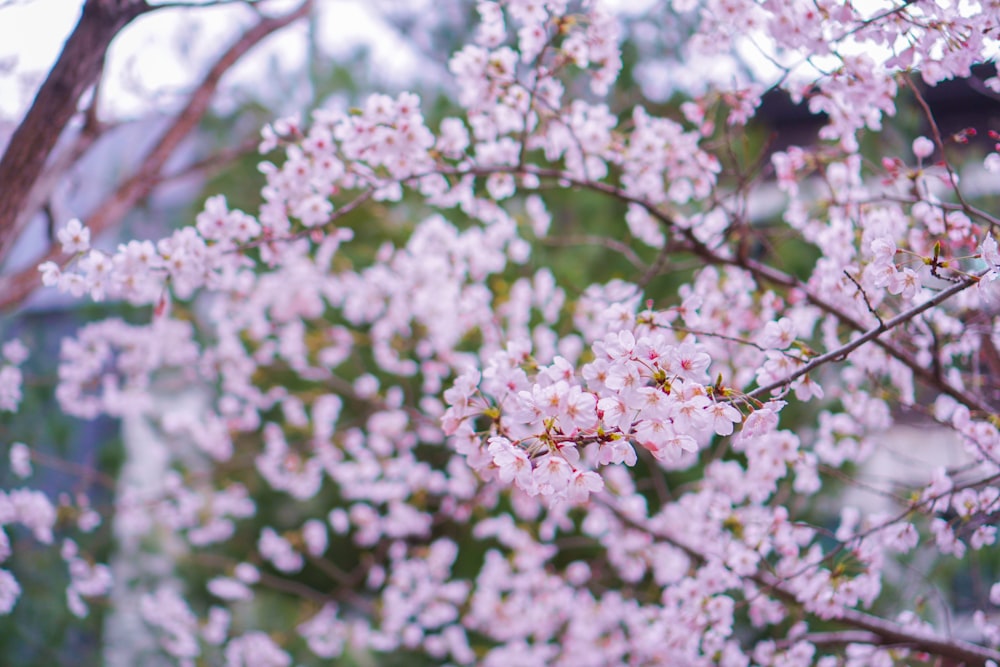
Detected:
[445,327,749,505]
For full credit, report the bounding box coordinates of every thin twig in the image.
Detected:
[745,273,980,400]
[540,234,647,273]
[843,269,884,327]
[902,75,972,215]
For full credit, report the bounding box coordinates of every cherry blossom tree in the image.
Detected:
[5,0,1000,665]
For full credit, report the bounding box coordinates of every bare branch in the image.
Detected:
[13,71,115,245]
[158,136,260,184]
[775,631,882,648]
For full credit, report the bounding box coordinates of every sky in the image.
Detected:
[0,0,895,122]
[0,0,430,120]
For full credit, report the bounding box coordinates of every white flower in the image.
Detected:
[56,218,90,254]
[912,136,934,159]
[9,443,30,479]
[986,153,1000,174]
[487,436,534,492]
[979,235,1000,292]
[566,469,603,503]
[982,234,1000,267]
[870,237,897,265]
[760,317,796,350]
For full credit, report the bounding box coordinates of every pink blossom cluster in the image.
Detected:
[444,328,748,505]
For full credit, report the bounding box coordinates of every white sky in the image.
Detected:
[0,0,429,120]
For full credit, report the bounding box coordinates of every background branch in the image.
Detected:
[0,0,312,311]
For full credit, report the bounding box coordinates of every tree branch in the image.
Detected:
[0,0,312,311]
[745,273,981,401]
[0,0,152,265]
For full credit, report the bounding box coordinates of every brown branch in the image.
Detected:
[837,0,918,40]
[0,0,152,265]
[0,0,312,311]
[28,448,118,489]
[638,238,673,288]
[902,74,972,215]
[775,630,882,648]
[735,252,995,415]
[444,164,994,415]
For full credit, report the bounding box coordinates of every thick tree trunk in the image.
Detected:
[0,0,149,265]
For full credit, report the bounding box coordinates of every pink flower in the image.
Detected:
[259,528,303,574]
[207,577,254,601]
[566,469,604,503]
[0,570,20,614]
[707,401,742,436]
[887,267,920,299]
[667,343,711,381]
[669,392,711,434]
[8,443,30,479]
[759,318,796,350]
[870,237,897,265]
[559,385,598,432]
[633,420,697,462]
[597,395,631,432]
[740,401,785,440]
[487,436,534,492]
[532,454,572,496]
